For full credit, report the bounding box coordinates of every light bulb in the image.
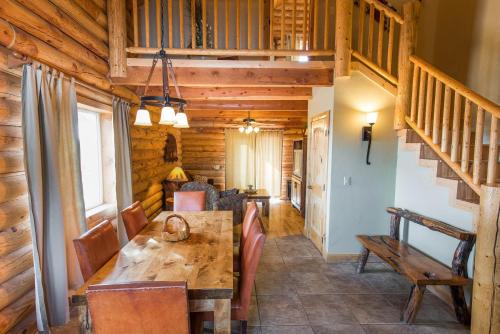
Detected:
[366,112,379,125]
[239,126,245,133]
[173,111,189,128]
[159,105,176,125]
[134,107,152,126]
[245,127,252,134]
[254,127,260,133]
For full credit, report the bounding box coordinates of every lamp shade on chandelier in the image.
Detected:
[239,111,260,134]
[133,0,189,128]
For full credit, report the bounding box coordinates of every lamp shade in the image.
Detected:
[366,112,378,125]
[159,105,176,125]
[134,107,152,126]
[166,167,189,182]
[173,111,189,128]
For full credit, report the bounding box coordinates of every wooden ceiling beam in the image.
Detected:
[142,87,312,100]
[113,66,333,87]
[187,120,307,129]
[184,100,307,111]
[185,110,307,118]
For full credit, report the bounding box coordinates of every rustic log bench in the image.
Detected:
[356,207,476,325]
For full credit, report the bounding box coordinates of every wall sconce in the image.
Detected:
[362,112,378,165]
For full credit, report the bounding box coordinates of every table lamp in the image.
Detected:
[167,166,189,191]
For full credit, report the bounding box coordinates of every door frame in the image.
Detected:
[305,110,330,255]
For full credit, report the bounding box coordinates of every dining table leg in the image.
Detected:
[214,299,231,334]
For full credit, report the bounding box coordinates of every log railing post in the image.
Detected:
[471,185,500,334]
[394,0,419,130]
[334,0,353,79]
[108,0,127,78]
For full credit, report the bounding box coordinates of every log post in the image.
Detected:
[394,0,420,130]
[334,0,353,79]
[471,185,500,334]
[108,0,127,78]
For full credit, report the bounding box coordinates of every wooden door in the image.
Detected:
[306,112,329,253]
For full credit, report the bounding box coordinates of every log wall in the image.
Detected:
[181,128,226,190]
[130,107,182,219]
[0,69,36,333]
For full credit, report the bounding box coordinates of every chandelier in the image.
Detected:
[239,111,260,134]
[134,0,189,128]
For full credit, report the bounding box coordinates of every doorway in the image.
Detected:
[306,111,330,254]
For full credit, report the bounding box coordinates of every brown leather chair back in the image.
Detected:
[87,281,190,334]
[73,220,119,281]
[174,191,206,211]
[235,217,266,319]
[240,201,259,254]
[121,201,148,240]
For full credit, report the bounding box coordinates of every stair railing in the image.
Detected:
[351,0,403,85]
[126,0,336,58]
[405,55,500,193]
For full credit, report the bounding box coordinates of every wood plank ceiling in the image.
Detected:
[114,59,334,128]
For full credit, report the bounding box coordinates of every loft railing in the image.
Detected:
[126,0,336,58]
[405,55,500,193]
[352,0,403,84]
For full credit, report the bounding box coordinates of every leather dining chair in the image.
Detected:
[87,281,190,334]
[121,201,149,241]
[73,220,119,281]
[174,191,206,211]
[234,201,260,272]
[192,217,266,334]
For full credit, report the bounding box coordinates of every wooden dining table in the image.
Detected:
[73,211,234,334]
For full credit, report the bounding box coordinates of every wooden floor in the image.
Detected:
[53,201,469,333]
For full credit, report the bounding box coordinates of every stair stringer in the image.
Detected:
[397,130,479,231]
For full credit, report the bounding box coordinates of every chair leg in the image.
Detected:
[402,284,426,323]
[241,320,247,334]
[450,285,470,325]
[356,247,370,274]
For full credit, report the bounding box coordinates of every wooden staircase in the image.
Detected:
[405,129,482,205]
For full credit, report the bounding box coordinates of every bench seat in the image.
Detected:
[356,235,469,286]
[355,208,475,325]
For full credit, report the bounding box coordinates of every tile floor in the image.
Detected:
[241,234,469,334]
[229,201,470,334]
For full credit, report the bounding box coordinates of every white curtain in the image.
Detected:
[225,129,283,197]
[225,129,256,189]
[22,64,86,329]
[256,131,283,197]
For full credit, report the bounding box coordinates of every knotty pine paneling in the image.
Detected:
[181,128,226,190]
[181,127,303,198]
[0,70,35,333]
[130,107,182,218]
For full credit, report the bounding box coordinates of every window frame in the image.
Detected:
[78,108,105,211]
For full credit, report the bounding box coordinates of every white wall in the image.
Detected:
[307,73,398,256]
[307,86,335,255]
[394,138,475,273]
[327,72,398,255]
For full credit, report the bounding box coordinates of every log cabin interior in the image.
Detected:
[0,0,498,333]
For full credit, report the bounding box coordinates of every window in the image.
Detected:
[78,109,103,210]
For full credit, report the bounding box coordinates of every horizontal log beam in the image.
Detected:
[127,58,334,69]
[15,0,108,59]
[184,100,308,111]
[0,19,137,103]
[185,110,307,119]
[114,67,333,87]
[187,121,307,128]
[0,0,109,75]
[143,87,312,100]
[127,47,335,58]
